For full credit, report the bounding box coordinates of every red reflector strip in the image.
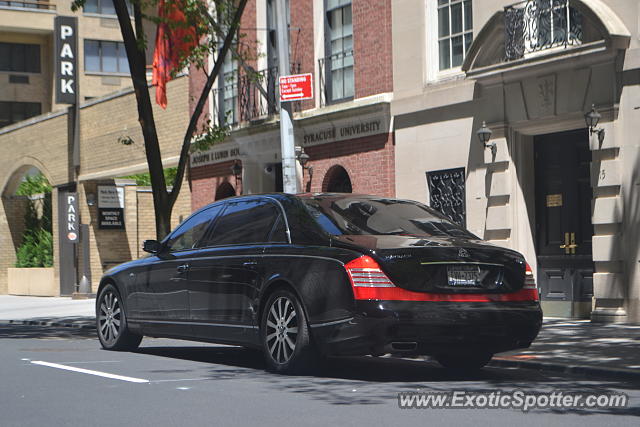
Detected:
[353,287,539,302]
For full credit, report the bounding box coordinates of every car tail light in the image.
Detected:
[523,262,539,301]
[344,255,540,303]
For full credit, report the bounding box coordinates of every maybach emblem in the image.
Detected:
[458,248,470,258]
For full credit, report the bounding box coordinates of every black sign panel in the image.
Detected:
[98,208,125,229]
[55,16,78,104]
[63,192,79,243]
[57,185,78,295]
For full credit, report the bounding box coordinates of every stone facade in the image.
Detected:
[391,0,640,322]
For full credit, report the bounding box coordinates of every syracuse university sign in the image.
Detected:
[54,16,78,104]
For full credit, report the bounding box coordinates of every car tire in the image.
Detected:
[96,283,142,351]
[435,352,493,371]
[261,289,317,374]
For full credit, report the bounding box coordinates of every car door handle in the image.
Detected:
[176,264,190,273]
[243,261,258,266]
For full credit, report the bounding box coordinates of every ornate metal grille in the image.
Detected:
[427,167,466,227]
[505,0,582,61]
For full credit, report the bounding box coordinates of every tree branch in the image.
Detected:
[168,0,249,208]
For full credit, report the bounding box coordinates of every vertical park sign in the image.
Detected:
[54,16,78,104]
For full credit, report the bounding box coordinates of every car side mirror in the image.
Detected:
[142,239,163,254]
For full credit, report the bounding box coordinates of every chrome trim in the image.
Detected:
[420,261,504,267]
[139,320,258,329]
[309,317,354,328]
[263,196,293,244]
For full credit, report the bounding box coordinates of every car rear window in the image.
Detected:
[302,196,476,239]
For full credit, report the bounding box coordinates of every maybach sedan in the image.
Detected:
[96,193,542,373]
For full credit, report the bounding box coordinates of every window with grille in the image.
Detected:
[437,0,473,71]
[0,42,41,73]
[83,0,133,15]
[84,40,129,73]
[0,102,41,128]
[326,0,354,102]
[427,167,466,227]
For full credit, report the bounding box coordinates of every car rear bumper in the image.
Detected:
[311,300,542,357]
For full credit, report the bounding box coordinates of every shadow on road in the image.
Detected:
[0,323,96,339]
[137,344,640,414]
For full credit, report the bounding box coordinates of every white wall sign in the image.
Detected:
[98,186,125,209]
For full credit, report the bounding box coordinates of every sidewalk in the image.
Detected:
[1,296,640,380]
[493,318,640,380]
[0,295,95,328]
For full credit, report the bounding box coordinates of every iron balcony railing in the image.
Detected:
[211,63,301,127]
[0,0,56,10]
[318,50,354,107]
[504,0,582,61]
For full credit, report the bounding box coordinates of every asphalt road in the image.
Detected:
[1,324,639,427]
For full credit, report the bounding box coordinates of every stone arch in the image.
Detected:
[215,181,236,200]
[0,160,55,295]
[322,164,353,193]
[462,0,631,72]
[1,157,54,197]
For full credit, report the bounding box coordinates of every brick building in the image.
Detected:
[188,0,395,211]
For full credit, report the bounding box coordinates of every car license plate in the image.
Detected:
[447,265,481,286]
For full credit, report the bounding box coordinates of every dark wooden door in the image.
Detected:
[534,129,593,315]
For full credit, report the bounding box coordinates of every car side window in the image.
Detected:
[268,213,289,243]
[205,200,280,246]
[166,205,222,252]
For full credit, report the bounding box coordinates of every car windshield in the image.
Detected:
[302,196,476,239]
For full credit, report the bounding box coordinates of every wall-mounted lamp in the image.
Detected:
[231,160,243,181]
[477,121,495,155]
[296,146,313,178]
[86,193,96,206]
[585,104,605,144]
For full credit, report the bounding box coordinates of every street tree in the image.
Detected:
[71,0,250,239]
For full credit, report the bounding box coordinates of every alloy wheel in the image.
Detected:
[265,296,299,364]
[98,290,121,345]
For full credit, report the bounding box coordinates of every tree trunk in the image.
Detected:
[113,0,171,239]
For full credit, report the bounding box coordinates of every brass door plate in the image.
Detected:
[546,193,563,207]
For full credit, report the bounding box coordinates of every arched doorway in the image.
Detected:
[1,166,54,295]
[215,181,236,200]
[323,165,352,193]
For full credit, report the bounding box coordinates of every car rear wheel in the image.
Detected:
[435,352,493,371]
[261,289,316,374]
[97,283,142,351]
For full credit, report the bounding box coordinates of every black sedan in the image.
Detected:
[96,193,542,373]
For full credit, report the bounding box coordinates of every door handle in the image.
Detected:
[176,263,189,273]
[243,261,258,266]
[568,232,578,254]
[559,232,570,254]
[559,232,578,254]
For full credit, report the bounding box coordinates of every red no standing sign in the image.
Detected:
[279,73,313,102]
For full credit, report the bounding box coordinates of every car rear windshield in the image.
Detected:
[302,196,476,239]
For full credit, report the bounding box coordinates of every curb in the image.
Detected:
[0,319,96,330]
[490,357,640,382]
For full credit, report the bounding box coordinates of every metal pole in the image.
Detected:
[275,0,299,193]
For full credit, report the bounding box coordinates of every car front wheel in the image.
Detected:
[261,289,316,374]
[96,283,142,351]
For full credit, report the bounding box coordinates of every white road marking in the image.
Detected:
[30,360,149,383]
[151,377,216,383]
